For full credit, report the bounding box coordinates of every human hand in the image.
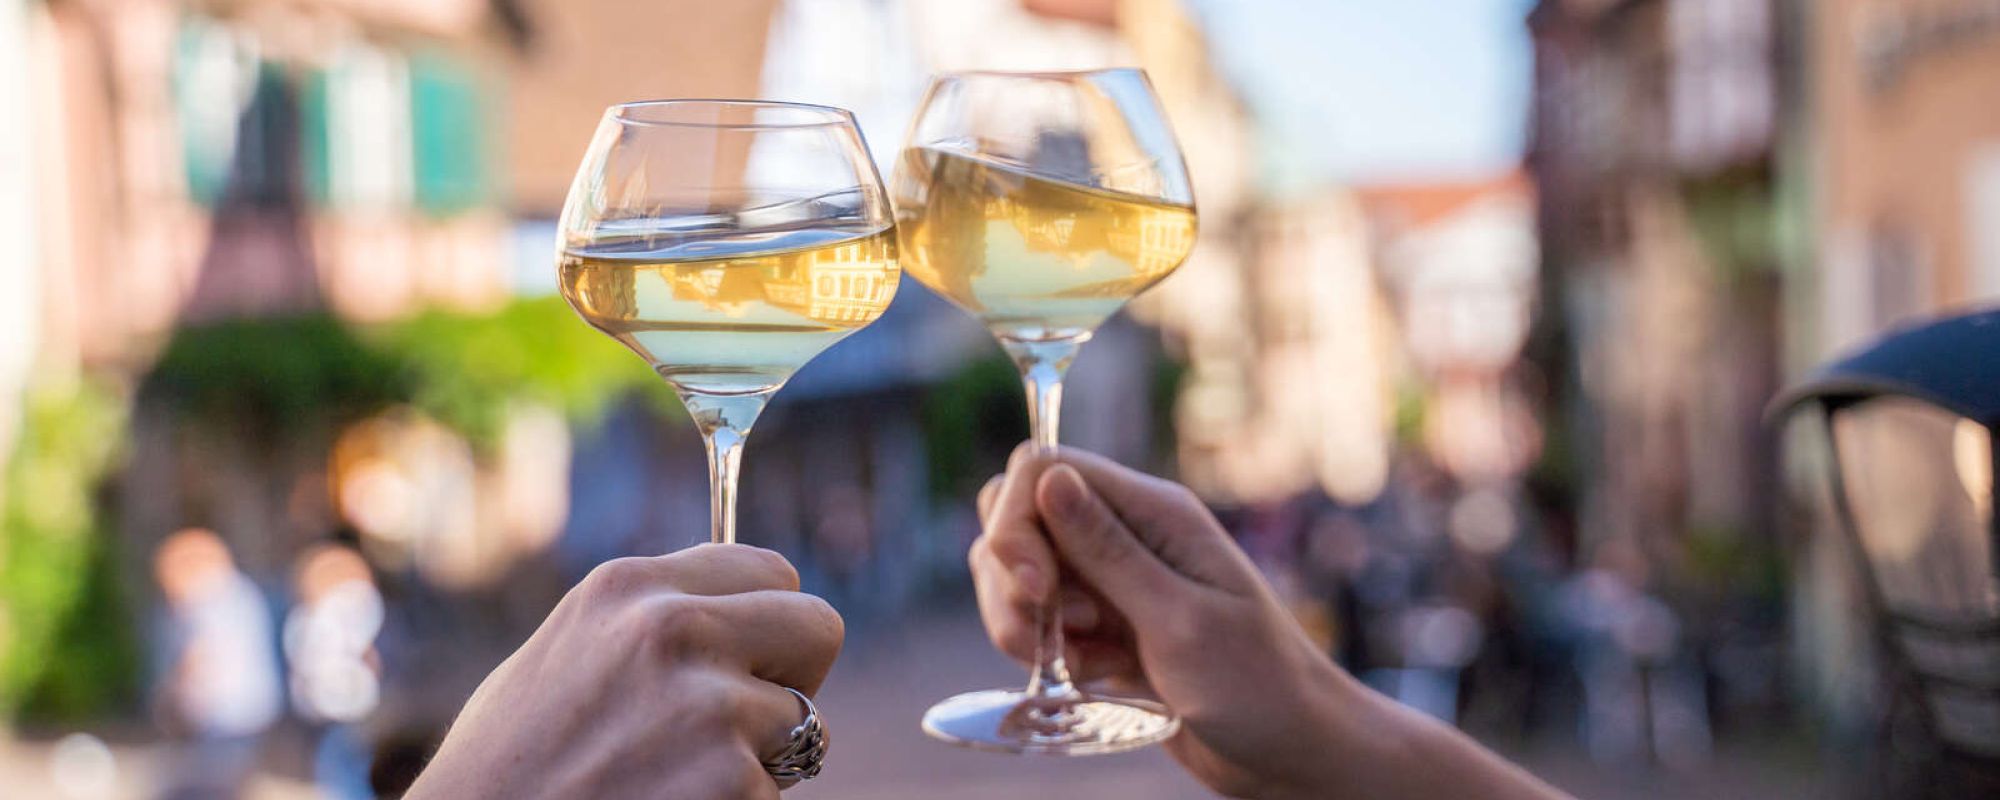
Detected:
[408,545,842,800]
[969,446,1349,797]
[969,446,1565,800]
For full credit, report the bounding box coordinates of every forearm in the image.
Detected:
[1272,672,1569,800]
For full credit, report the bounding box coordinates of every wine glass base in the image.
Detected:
[921,688,1179,755]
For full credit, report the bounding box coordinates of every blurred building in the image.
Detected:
[1529,0,1783,569]
[1803,0,2000,353]
[0,0,39,478]
[505,0,778,214]
[1361,174,1542,490]
[1528,0,1792,764]
[17,0,522,367]
[1111,0,1410,507]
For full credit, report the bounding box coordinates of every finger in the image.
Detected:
[977,474,1003,520]
[1059,586,1101,634]
[684,591,844,695]
[977,452,1060,601]
[968,453,1062,664]
[1050,448,1258,593]
[733,675,820,769]
[1066,637,1142,686]
[1035,464,1182,607]
[593,544,801,598]
[666,739,783,800]
[968,537,1040,664]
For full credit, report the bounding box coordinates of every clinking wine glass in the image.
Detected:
[557,100,901,546]
[893,69,1198,754]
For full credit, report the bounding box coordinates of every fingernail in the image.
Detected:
[1008,441,1035,470]
[1043,465,1089,522]
[1060,590,1099,632]
[1013,563,1045,600]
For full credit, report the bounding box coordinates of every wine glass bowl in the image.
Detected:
[894,70,1196,345]
[557,100,899,545]
[893,69,1196,755]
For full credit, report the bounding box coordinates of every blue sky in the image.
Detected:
[1189,0,1537,193]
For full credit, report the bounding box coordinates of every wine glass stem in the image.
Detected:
[679,389,774,545]
[1002,336,1086,702]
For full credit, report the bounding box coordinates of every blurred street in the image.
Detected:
[811,613,1835,800]
[5,608,1834,800]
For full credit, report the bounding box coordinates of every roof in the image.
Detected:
[1354,171,1535,229]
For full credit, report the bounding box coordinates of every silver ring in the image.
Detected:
[762,687,828,788]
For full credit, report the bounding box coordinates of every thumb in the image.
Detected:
[1035,464,1184,609]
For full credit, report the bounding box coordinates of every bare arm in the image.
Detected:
[969,446,1568,800]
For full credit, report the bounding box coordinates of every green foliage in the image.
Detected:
[1682,174,1779,284]
[920,352,1025,500]
[148,315,409,433]
[0,299,677,723]
[374,298,678,447]
[1392,381,1429,446]
[1148,355,1189,467]
[1682,522,1787,604]
[146,298,678,449]
[0,381,142,722]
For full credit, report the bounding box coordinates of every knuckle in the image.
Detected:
[670,669,742,726]
[985,528,1038,566]
[1153,604,1208,652]
[1008,440,1035,469]
[796,594,845,659]
[693,683,739,727]
[795,592,843,634]
[1078,516,1132,565]
[735,544,801,590]
[580,557,652,601]
[966,535,990,569]
[645,596,714,651]
[1004,578,1041,610]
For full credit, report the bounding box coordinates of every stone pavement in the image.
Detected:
[796,613,1832,800]
[792,614,1213,800]
[1,610,1830,799]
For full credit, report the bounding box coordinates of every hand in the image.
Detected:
[408,545,842,800]
[969,446,1566,800]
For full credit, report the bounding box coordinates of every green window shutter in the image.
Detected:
[300,68,333,208]
[172,15,242,207]
[408,51,490,216]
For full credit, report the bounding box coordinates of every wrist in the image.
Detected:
[1235,655,1361,800]
[1256,657,1403,800]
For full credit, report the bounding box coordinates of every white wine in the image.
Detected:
[894,146,1196,341]
[560,226,900,394]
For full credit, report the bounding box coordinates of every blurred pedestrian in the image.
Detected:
[283,542,383,800]
[150,528,282,800]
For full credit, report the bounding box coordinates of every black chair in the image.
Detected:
[1774,309,2000,796]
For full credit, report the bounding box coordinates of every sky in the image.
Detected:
[1189,0,1538,193]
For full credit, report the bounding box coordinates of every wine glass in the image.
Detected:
[557,100,900,546]
[893,69,1197,754]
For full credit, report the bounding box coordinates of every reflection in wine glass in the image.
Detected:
[893,69,1197,755]
[556,100,900,546]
